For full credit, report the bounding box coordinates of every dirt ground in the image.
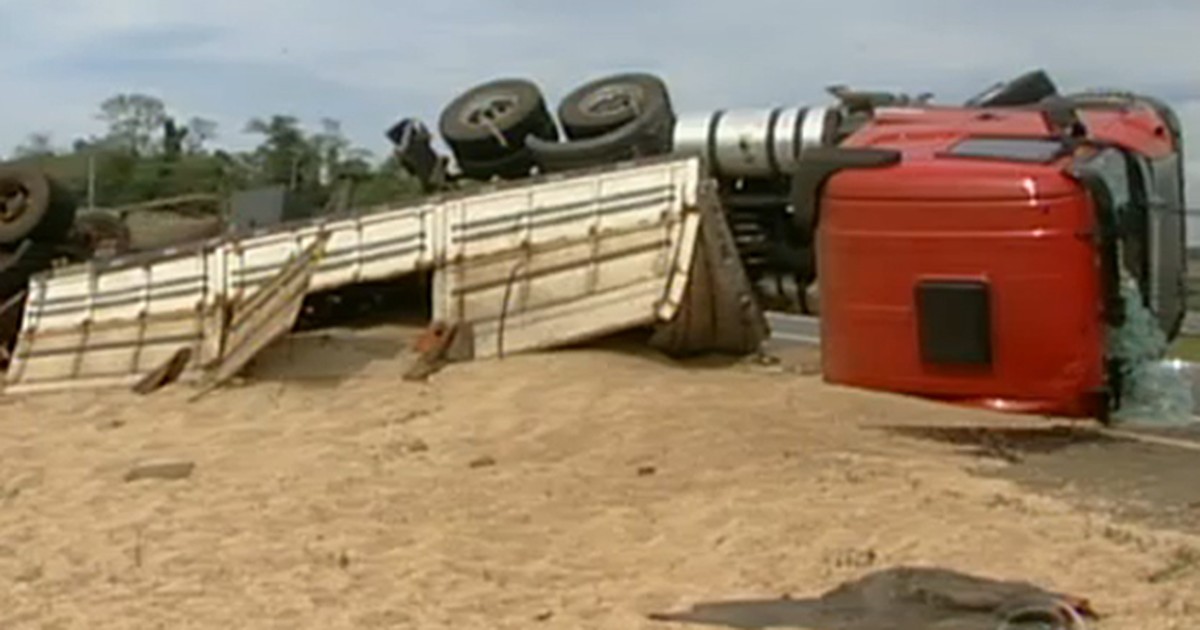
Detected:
[1,325,1199,629]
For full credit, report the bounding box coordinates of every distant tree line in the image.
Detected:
[8,93,422,212]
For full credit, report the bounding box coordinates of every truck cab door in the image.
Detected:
[1089,147,1188,341]
[1144,151,1188,340]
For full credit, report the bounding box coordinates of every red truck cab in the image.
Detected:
[800,95,1187,419]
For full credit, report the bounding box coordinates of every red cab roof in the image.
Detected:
[826,103,1175,202]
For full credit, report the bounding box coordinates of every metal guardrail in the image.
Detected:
[764,311,820,345]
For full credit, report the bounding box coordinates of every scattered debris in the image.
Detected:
[469,456,497,469]
[124,459,195,483]
[749,352,782,366]
[405,322,467,381]
[827,547,878,569]
[391,408,432,425]
[977,433,1024,464]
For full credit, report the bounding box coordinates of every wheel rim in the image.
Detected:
[581,84,645,119]
[0,187,29,224]
[460,93,519,128]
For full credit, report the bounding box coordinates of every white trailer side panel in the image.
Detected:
[4,245,223,393]
[439,209,702,359]
[4,156,705,393]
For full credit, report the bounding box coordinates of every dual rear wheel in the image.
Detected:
[438,73,676,181]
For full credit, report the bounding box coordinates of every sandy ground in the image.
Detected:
[1,326,1198,629]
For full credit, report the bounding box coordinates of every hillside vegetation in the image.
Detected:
[5,93,423,213]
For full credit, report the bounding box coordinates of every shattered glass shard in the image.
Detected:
[1107,274,1196,426]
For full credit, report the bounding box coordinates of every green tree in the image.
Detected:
[97,93,168,155]
[350,155,423,207]
[243,114,315,188]
[15,93,427,213]
[184,117,218,154]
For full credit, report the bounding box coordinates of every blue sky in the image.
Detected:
[1,0,1197,219]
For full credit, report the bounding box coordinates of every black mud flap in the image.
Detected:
[787,147,902,287]
[649,181,769,357]
[789,146,902,246]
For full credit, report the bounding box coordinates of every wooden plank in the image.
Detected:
[195,233,329,392]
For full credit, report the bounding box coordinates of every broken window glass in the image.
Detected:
[1092,147,1195,425]
[1107,271,1195,425]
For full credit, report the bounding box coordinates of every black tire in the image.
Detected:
[0,167,78,246]
[965,69,1058,107]
[455,147,537,181]
[0,240,58,300]
[0,241,51,359]
[557,73,673,140]
[438,78,559,164]
[527,97,674,174]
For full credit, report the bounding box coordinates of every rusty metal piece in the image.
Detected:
[405,322,462,382]
[412,321,453,355]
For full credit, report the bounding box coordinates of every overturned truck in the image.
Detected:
[0,69,1190,423]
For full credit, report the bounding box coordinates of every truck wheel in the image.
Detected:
[964,69,1058,107]
[439,78,559,165]
[0,241,52,361]
[557,73,673,140]
[455,147,537,181]
[527,97,674,174]
[0,168,78,246]
[0,240,58,300]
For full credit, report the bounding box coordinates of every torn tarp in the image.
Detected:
[649,566,1095,630]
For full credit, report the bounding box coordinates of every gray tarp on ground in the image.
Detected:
[649,566,1092,630]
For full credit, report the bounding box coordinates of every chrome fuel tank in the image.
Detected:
[672,106,838,178]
